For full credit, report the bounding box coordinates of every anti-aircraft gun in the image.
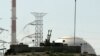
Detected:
[45,30,52,46]
[40,30,64,47]
[47,30,52,43]
[40,30,52,46]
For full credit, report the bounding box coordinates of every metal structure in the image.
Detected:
[11,0,17,45]
[74,0,77,45]
[31,12,47,47]
[0,40,10,56]
[21,34,35,41]
[0,28,8,34]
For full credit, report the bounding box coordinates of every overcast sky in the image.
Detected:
[0,0,100,55]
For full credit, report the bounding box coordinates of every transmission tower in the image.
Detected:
[31,12,47,47]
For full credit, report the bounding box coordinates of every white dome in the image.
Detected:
[55,36,96,54]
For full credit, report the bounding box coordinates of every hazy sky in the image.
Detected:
[0,0,100,55]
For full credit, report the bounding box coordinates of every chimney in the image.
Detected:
[11,0,17,45]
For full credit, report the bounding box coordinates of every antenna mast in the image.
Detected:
[74,0,77,45]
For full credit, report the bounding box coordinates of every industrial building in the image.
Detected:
[0,0,98,56]
[4,35,96,56]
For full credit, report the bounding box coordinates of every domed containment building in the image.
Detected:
[55,36,96,55]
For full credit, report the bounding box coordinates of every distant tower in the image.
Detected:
[31,12,47,47]
[74,0,77,45]
[11,0,17,45]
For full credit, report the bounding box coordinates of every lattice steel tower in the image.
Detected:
[31,12,47,47]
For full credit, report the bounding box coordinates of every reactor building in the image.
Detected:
[55,36,96,55]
